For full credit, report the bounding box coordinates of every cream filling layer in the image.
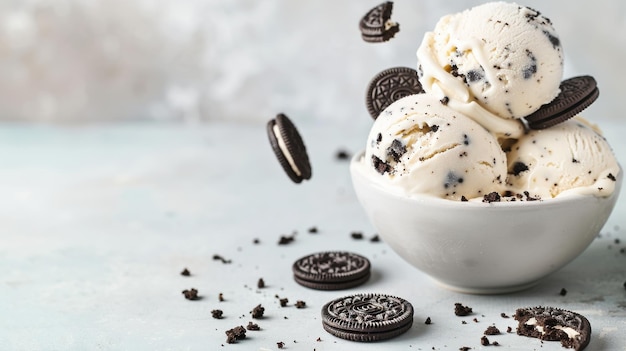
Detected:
[384,20,397,30]
[273,124,301,177]
[525,317,580,339]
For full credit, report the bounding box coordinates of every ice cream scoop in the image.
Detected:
[506,117,620,199]
[416,2,564,139]
[363,93,507,201]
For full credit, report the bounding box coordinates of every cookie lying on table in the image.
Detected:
[514,306,591,350]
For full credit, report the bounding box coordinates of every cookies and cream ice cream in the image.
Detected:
[357,1,619,201]
[364,93,507,200]
[506,117,620,198]
[416,2,564,139]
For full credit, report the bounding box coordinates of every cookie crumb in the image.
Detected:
[523,190,540,201]
[253,238,260,244]
[500,312,509,318]
[484,326,500,335]
[370,234,380,242]
[218,293,225,302]
[559,288,567,296]
[295,300,306,309]
[250,304,265,319]
[182,288,199,300]
[277,341,285,349]
[459,347,471,351]
[278,233,296,245]
[257,278,265,289]
[246,321,260,331]
[425,317,432,325]
[180,268,190,276]
[308,226,318,233]
[225,325,246,344]
[351,231,364,240]
[455,303,473,316]
[481,336,490,346]
[279,298,289,307]
[335,149,351,160]
[213,254,232,264]
[211,309,223,319]
[506,326,513,333]
[482,192,501,203]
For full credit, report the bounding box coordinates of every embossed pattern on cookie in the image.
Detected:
[359,1,400,43]
[321,293,414,342]
[366,67,424,119]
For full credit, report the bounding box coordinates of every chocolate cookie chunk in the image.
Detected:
[366,67,424,119]
[454,303,473,316]
[525,76,599,130]
[267,113,312,183]
[292,251,370,290]
[359,2,399,43]
[321,293,414,342]
[514,306,591,350]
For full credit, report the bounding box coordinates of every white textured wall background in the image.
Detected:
[0,0,624,124]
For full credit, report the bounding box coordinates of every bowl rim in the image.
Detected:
[351,150,623,209]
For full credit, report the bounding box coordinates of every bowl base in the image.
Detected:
[432,278,542,295]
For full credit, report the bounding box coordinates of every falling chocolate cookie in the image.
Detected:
[525,76,599,130]
[267,113,312,183]
[514,306,591,350]
[359,2,399,43]
[321,293,414,342]
[292,251,370,290]
[366,67,424,119]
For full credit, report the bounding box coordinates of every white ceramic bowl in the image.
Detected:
[350,151,622,294]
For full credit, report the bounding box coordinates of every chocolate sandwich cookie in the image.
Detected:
[321,293,414,342]
[359,2,399,43]
[514,306,591,350]
[267,113,312,183]
[366,67,424,119]
[525,76,599,130]
[292,251,370,290]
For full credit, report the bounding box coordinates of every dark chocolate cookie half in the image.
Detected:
[292,251,370,290]
[321,293,414,342]
[359,1,399,43]
[514,306,591,350]
[366,67,424,119]
[525,76,599,130]
[267,113,312,183]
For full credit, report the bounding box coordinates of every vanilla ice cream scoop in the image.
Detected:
[363,93,507,201]
[417,2,564,139]
[506,117,620,198]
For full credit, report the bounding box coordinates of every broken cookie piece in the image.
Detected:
[514,306,591,350]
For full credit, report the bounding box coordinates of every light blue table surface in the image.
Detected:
[1,120,625,350]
